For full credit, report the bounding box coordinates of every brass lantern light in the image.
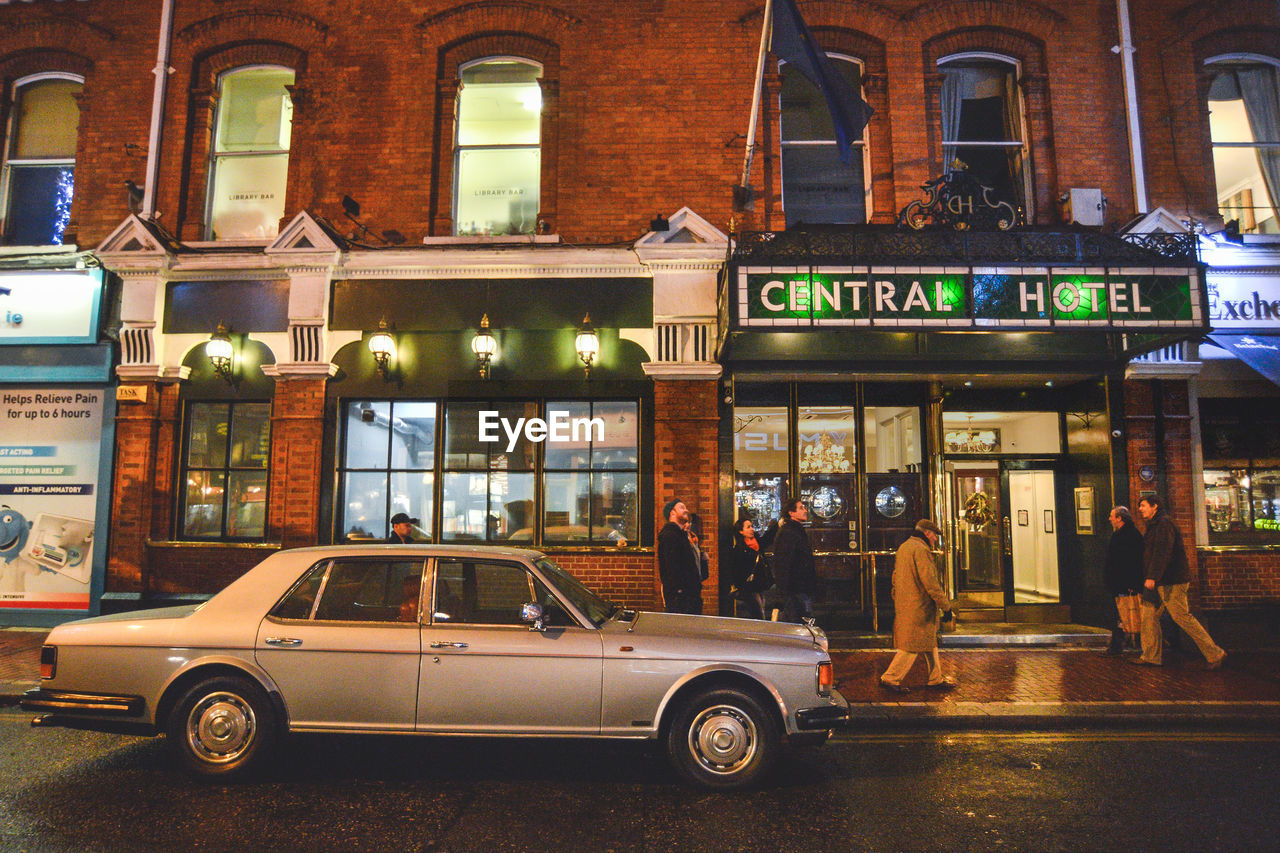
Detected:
[206,321,234,383]
[368,318,397,380]
[575,313,599,379]
[471,313,497,379]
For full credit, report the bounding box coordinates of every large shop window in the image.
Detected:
[454,59,542,236]
[1202,401,1280,544]
[939,55,1029,216]
[780,55,868,226]
[206,66,295,240]
[180,402,271,540]
[1,75,82,246]
[1206,58,1280,234]
[339,399,639,546]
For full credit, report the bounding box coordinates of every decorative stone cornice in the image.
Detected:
[643,362,724,381]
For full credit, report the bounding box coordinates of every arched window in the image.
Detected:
[1,74,82,246]
[1206,55,1280,234]
[938,54,1028,216]
[453,58,542,237]
[780,55,869,226]
[206,65,295,240]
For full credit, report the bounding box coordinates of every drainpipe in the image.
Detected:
[141,0,175,220]
[1114,0,1149,213]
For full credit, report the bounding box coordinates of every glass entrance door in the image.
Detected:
[1007,467,1060,603]
[953,464,1003,610]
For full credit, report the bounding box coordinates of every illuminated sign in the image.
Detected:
[737,265,1201,329]
[0,269,104,344]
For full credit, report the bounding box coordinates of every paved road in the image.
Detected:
[3,709,1278,852]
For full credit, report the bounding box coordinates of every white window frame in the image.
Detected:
[0,72,84,246]
[773,52,875,225]
[204,63,294,242]
[936,51,1032,217]
[452,56,543,238]
[1204,53,1280,233]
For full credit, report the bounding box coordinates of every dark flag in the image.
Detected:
[771,0,873,164]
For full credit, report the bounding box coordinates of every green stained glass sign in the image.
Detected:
[739,266,1200,329]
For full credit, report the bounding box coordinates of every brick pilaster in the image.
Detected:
[267,376,328,548]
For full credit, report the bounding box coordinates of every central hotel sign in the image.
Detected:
[737,266,1202,329]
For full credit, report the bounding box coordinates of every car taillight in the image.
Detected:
[817,661,833,696]
[40,645,56,680]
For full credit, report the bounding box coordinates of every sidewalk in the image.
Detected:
[4,627,1280,729]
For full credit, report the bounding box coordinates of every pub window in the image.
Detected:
[206,65,294,240]
[938,54,1029,217]
[442,401,537,541]
[1206,56,1280,234]
[780,55,869,226]
[338,401,436,542]
[0,74,82,246]
[1202,400,1280,544]
[180,401,271,540]
[542,401,638,545]
[454,58,541,236]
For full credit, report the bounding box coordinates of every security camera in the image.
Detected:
[361,407,376,423]
[1111,429,1123,438]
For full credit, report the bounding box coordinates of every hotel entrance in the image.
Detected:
[728,381,928,630]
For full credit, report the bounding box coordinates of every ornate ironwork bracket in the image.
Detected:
[897,162,1021,231]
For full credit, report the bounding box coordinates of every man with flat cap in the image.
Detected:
[386,512,419,544]
[879,518,958,693]
[658,498,702,614]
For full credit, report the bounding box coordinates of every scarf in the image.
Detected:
[743,533,759,551]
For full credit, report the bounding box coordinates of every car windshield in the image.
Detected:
[534,557,615,627]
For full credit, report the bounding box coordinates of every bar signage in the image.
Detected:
[737,265,1201,329]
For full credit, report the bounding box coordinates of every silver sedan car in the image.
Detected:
[24,545,848,789]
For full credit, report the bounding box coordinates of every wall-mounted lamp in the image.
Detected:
[368,318,397,379]
[206,321,234,383]
[471,313,497,379]
[575,313,599,379]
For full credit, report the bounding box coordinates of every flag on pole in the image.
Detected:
[770,0,873,164]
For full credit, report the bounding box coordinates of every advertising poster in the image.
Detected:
[0,388,103,611]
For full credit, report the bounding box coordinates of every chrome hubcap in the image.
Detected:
[688,704,757,775]
[187,691,255,764]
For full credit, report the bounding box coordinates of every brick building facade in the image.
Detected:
[1,0,1277,626]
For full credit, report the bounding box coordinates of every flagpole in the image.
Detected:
[738,0,774,200]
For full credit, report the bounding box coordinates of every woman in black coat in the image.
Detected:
[727,516,774,619]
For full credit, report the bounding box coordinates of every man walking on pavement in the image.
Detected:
[1133,495,1226,669]
[658,499,702,614]
[880,518,957,693]
[773,497,817,623]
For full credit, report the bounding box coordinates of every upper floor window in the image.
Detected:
[780,55,869,227]
[181,401,272,540]
[1,75,82,246]
[206,66,294,240]
[1207,57,1280,234]
[454,58,541,237]
[939,55,1028,216]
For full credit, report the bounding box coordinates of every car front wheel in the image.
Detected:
[167,675,277,780]
[667,686,778,789]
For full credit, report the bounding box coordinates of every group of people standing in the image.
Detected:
[1105,495,1226,669]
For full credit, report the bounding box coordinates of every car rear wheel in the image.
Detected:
[667,686,778,789]
[167,676,277,780]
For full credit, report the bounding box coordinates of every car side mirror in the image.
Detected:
[521,602,546,632]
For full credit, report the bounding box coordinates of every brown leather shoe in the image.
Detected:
[879,680,910,694]
[926,676,959,690]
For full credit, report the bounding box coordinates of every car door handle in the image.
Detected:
[429,641,468,649]
[265,637,303,647]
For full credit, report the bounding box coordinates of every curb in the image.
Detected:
[835,700,1280,733]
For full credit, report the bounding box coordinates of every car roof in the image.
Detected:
[283,543,548,560]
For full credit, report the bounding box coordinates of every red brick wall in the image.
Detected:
[653,380,721,614]
[146,543,277,595]
[268,378,326,549]
[1198,551,1280,610]
[548,551,659,612]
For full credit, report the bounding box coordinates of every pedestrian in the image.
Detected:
[773,497,817,623]
[658,499,702,614]
[1132,495,1226,669]
[727,516,774,619]
[385,512,418,543]
[879,519,957,693]
[1103,505,1144,655]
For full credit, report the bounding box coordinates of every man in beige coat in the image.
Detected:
[879,518,957,693]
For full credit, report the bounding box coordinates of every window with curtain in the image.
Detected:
[180,401,271,540]
[1,75,82,246]
[938,57,1028,216]
[780,56,868,226]
[206,66,294,240]
[454,58,542,236]
[1207,59,1280,234]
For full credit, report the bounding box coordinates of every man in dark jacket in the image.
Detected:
[1103,505,1144,654]
[773,497,816,623]
[657,499,702,614]
[1134,495,1225,668]
[386,513,418,543]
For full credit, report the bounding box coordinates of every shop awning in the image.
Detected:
[1208,333,1280,386]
